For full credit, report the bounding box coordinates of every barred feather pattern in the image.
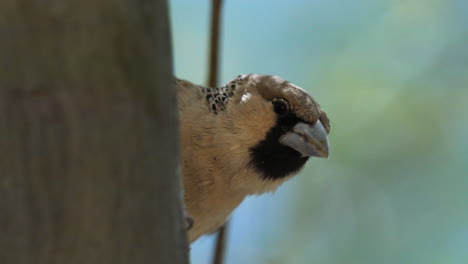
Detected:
[199,76,243,114]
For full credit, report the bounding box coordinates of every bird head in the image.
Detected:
[218,74,330,181]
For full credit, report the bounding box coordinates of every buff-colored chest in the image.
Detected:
[184,172,245,242]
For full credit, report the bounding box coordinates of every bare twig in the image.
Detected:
[213,221,228,264]
[207,0,228,264]
[207,0,223,88]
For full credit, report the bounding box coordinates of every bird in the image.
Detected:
[176,74,330,243]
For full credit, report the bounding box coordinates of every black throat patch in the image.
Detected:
[249,113,309,180]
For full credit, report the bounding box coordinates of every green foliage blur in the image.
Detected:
[171,0,468,263]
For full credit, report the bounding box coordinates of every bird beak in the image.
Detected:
[279,120,329,158]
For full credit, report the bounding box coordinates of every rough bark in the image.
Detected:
[0,0,188,263]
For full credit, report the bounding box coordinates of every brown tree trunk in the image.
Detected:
[0,0,188,263]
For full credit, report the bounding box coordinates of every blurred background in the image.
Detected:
[170,0,468,263]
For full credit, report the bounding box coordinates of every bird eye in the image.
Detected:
[272,98,289,116]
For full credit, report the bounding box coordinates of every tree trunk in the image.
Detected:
[0,0,188,263]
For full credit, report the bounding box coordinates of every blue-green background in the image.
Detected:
[170,1,468,263]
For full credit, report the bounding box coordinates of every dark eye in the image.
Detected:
[272,98,289,116]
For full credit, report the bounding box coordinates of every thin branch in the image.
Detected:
[206,0,228,264]
[213,221,228,264]
[207,0,223,88]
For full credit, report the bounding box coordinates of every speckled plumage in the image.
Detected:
[176,74,330,242]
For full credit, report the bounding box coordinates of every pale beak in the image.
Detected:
[279,120,329,158]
